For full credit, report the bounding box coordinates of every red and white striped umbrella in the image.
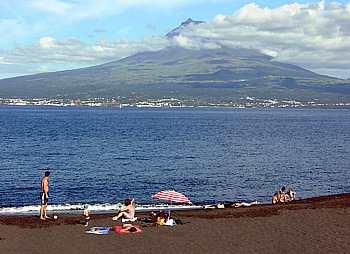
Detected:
[152,190,193,204]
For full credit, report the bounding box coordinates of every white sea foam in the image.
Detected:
[0,203,202,215]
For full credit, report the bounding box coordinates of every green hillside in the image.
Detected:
[0,46,349,107]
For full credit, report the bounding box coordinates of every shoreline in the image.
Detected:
[0,204,203,217]
[0,192,347,217]
[1,193,350,253]
[2,193,349,222]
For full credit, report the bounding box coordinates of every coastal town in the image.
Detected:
[1,97,349,108]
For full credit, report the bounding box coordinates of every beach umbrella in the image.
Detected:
[152,190,193,204]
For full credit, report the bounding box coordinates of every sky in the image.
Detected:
[0,0,349,80]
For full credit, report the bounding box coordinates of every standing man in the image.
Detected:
[40,170,50,220]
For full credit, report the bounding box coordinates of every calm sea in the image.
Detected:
[0,106,349,214]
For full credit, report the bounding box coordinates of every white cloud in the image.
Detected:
[0,1,349,79]
[0,57,12,65]
[27,0,219,21]
[2,34,170,68]
[38,37,58,49]
[173,1,350,78]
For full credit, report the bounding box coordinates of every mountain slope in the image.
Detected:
[0,46,349,106]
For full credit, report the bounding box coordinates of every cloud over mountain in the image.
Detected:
[0,1,349,79]
[173,2,350,78]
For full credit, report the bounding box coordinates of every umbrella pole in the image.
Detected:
[169,201,171,218]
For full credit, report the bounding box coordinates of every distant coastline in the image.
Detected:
[1,97,350,108]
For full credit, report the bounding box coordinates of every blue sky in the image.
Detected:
[0,0,349,79]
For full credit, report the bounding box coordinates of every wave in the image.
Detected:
[0,203,203,215]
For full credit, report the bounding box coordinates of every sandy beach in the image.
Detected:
[1,193,350,254]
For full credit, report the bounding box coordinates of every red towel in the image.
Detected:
[115,225,143,234]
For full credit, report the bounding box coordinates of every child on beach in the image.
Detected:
[83,204,90,227]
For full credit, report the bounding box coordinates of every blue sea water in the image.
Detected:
[0,106,349,214]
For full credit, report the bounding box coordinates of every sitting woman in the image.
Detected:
[277,186,286,202]
[272,193,279,204]
[285,188,297,201]
[112,198,135,221]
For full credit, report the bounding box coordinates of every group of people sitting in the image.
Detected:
[205,186,297,209]
[112,198,178,228]
[148,210,173,226]
[272,187,296,204]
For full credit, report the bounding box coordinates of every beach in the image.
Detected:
[1,193,349,254]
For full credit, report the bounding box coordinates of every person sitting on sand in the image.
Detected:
[112,198,135,221]
[277,186,286,202]
[272,193,279,204]
[285,188,297,201]
[155,211,166,226]
[217,203,225,209]
[231,201,260,207]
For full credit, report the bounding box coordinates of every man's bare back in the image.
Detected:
[41,176,49,197]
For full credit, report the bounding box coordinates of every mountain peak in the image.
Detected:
[166,18,205,38]
[181,18,199,25]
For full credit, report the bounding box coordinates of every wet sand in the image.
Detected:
[1,193,350,254]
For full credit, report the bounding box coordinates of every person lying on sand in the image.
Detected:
[203,202,260,209]
[202,205,217,209]
[118,224,139,233]
[230,201,260,207]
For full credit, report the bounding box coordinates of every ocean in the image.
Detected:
[0,106,349,215]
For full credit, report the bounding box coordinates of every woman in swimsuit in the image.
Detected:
[231,201,260,207]
[285,188,297,201]
[277,186,286,202]
[112,198,135,221]
[272,193,279,204]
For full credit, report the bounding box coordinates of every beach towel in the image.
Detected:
[86,227,111,235]
[115,225,143,234]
